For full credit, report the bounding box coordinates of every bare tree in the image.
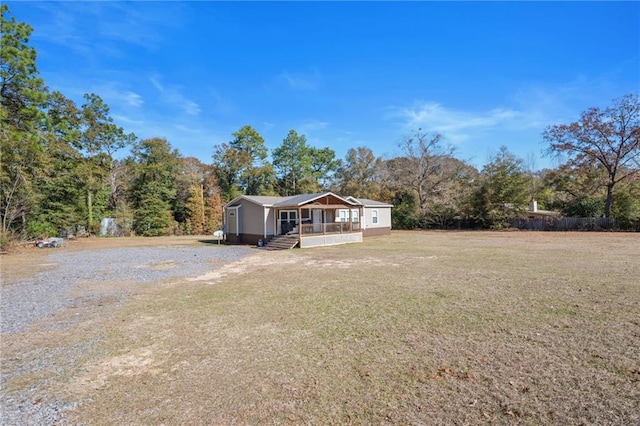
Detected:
[543,93,640,217]
[390,129,456,214]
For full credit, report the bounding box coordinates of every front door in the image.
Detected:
[312,209,323,233]
[279,210,297,234]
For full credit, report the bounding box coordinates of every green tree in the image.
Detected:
[272,130,312,195]
[541,164,607,217]
[470,146,529,228]
[212,125,275,200]
[202,164,224,233]
[183,183,205,234]
[611,179,640,229]
[390,188,420,230]
[0,5,49,237]
[177,157,223,235]
[308,146,340,190]
[32,91,84,234]
[131,138,183,236]
[334,146,383,199]
[272,130,339,195]
[543,93,640,218]
[0,5,47,132]
[77,93,136,231]
[422,157,478,229]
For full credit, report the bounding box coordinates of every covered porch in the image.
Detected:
[272,193,363,248]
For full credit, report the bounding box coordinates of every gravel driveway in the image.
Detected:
[1,244,256,425]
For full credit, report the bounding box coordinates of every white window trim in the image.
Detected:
[351,208,359,223]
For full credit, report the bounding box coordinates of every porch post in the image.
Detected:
[323,208,326,234]
[298,207,302,245]
[263,207,267,239]
[274,209,278,236]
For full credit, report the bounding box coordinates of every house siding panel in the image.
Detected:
[241,202,265,236]
[363,206,392,230]
[265,208,276,237]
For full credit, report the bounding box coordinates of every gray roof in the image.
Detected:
[227,195,283,207]
[273,193,322,207]
[225,192,391,208]
[348,197,394,207]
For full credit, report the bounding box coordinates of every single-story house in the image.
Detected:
[223,192,393,248]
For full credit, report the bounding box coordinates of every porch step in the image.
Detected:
[264,234,299,250]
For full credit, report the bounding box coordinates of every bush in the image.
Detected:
[0,232,12,252]
[26,219,57,239]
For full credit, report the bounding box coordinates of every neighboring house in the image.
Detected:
[525,199,561,219]
[223,192,392,248]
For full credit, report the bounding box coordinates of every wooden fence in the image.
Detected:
[508,217,619,231]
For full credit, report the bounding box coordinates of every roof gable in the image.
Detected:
[273,192,359,208]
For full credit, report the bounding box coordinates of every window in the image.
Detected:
[372,209,378,224]
[280,211,297,220]
[337,209,360,222]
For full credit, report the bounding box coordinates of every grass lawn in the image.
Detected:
[5,231,640,424]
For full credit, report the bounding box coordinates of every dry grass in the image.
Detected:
[3,231,640,425]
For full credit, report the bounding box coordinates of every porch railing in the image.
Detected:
[299,222,361,235]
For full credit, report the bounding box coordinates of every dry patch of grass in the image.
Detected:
[6,232,640,424]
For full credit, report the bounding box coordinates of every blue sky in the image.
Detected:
[8,1,640,170]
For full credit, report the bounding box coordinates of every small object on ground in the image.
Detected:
[34,237,64,248]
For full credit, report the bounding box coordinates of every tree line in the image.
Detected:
[1,6,639,248]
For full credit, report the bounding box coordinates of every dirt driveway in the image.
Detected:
[1,236,256,424]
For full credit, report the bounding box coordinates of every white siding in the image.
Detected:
[363,206,392,229]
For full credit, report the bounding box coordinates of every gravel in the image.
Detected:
[0,244,256,425]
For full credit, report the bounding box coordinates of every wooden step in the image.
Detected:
[264,235,299,250]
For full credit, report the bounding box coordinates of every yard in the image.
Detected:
[1,231,639,424]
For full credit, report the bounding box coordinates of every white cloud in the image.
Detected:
[389,102,525,143]
[150,77,164,92]
[174,124,202,135]
[112,115,144,127]
[77,82,145,111]
[387,76,619,145]
[279,70,321,90]
[32,2,186,55]
[122,91,144,107]
[299,119,330,133]
[150,76,201,116]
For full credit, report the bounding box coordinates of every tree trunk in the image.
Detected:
[605,183,614,218]
[87,190,93,230]
[200,184,206,226]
